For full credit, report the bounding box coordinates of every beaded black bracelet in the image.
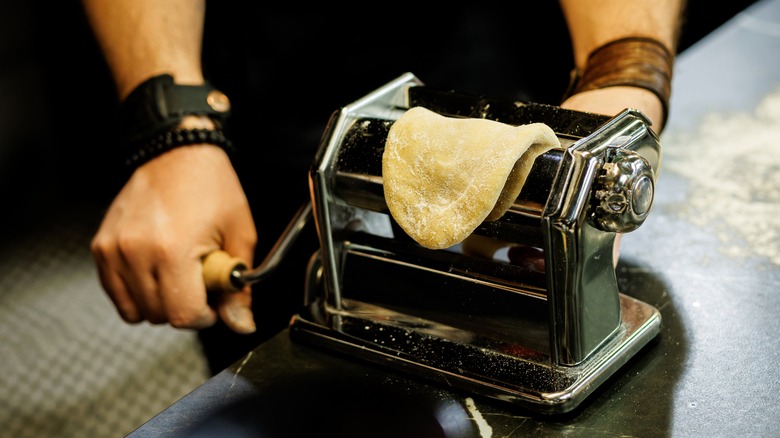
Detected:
[123,128,233,169]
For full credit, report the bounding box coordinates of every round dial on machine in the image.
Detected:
[590,148,655,233]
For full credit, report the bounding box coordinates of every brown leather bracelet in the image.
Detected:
[565,36,675,129]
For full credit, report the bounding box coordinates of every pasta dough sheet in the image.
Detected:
[382,106,560,249]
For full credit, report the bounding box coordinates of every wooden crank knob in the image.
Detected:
[202,250,248,293]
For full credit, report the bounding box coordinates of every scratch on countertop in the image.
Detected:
[465,397,493,438]
[227,351,253,393]
[482,411,530,437]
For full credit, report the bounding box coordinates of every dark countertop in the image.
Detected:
[131,1,780,436]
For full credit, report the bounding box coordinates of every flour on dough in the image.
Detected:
[382,106,560,249]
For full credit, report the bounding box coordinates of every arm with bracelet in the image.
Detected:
[82,0,258,334]
[80,0,683,337]
[559,0,684,132]
[559,0,684,263]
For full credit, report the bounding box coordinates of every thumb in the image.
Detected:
[218,287,256,334]
[216,234,256,334]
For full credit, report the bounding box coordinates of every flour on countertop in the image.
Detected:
[662,86,780,265]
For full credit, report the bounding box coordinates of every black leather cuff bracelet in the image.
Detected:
[118,73,233,171]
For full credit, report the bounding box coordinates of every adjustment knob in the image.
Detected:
[591,149,655,233]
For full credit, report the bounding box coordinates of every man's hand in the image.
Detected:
[90,145,258,334]
[561,85,666,133]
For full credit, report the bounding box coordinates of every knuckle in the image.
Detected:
[168,310,214,330]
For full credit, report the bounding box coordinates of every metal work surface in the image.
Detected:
[132,1,780,436]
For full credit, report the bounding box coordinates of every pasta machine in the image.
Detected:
[272,72,661,414]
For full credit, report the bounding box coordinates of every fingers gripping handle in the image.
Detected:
[200,201,314,294]
[202,250,247,293]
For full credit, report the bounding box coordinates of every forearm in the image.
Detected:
[84,0,257,333]
[81,0,207,100]
[559,0,685,131]
[560,0,685,69]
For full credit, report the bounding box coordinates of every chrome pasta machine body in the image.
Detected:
[288,72,662,414]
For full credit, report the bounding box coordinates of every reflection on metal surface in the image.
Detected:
[290,73,663,414]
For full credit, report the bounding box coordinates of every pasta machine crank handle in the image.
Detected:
[202,201,313,293]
